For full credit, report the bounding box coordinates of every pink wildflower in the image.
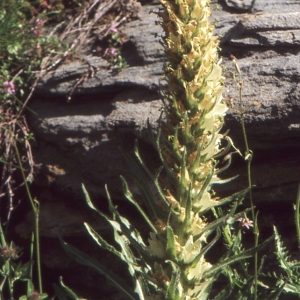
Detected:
[33,19,44,36]
[36,42,41,49]
[33,29,43,36]
[3,81,15,94]
[109,25,118,33]
[35,19,44,27]
[236,217,253,234]
[104,47,118,56]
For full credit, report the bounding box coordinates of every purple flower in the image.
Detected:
[236,217,253,234]
[33,19,44,36]
[109,47,118,55]
[104,47,118,56]
[3,81,15,94]
[33,29,43,36]
[109,25,118,33]
[35,19,44,27]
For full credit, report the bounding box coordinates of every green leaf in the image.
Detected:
[178,147,188,206]
[53,284,72,300]
[213,135,233,160]
[60,238,138,300]
[120,176,157,234]
[189,138,204,175]
[182,112,194,145]
[203,235,274,280]
[183,184,192,233]
[39,293,49,300]
[82,184,108,220]
[282,281,300,295]
[234,276,254,299]
[0,222,6,246]
[266,281,285,300]
[84,223,126,262]
[213,281,234,300]
[166,226,177,261]
[85,220,148,299]
[195,203,250,241]
[196,187,250,216]
[122,151,160,220]
[113,230,149,299]
[211,175,239,185]
[133,140,169,211]
[190,228,221,270]
[172,127,184,165]
[19,261,32,280]
[59,276,80,299]
[273,226,293,278]
[26,279,34,297]
[166,261,181,300]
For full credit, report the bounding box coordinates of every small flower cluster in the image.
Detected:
[109,24,117,33]
[3,81,16,94]
[104,47,118,57]
[236,217,253,234]
[33,19,44,49]
[0,244,20,261]
[103,25,120,59]
[103,24,128,70]
[33,19,44,36]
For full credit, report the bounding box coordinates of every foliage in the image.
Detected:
[0,0,67,96]
[0,222,49,300]
[60,0,277,299]
[1,0,300,300]
[0,0,134,298]
[271,185,300,297]
[228,55,300,299]
[0,0,85,299]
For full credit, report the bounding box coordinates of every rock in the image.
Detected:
[30,88,162,199]
[15,202,111,239]
[26,0,300,242]
[224,0,254,12]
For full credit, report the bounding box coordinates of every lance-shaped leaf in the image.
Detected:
[202,235,274,280]
[166,261,181,300]
[120,176,158,234]
[122,151,164,221]
[133,141,170,212]
[60,238,138,300]
[166,226,177,261]
[83,184,153,263]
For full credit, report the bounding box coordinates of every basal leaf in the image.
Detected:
[60,238,138,300]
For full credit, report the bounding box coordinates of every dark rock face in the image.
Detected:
[19,1,300,287]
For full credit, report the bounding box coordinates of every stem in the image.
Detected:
[8,276,13,300]
[295,183,300,250]
[12,137,35,213]
[28,233,34,295]
[35,202,43,293]
[12,136,43,293]
[238,83,259,300]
